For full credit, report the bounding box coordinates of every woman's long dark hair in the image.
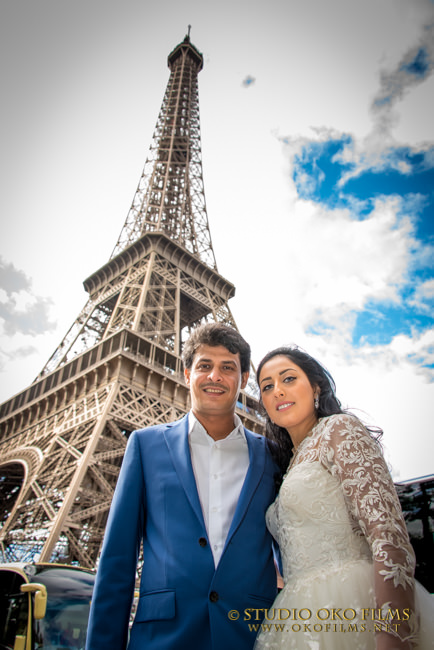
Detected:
[256,346,382,487]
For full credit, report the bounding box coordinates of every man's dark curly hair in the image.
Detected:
[182,323,251,373]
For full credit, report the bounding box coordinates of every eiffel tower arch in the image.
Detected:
[0,34,263,568]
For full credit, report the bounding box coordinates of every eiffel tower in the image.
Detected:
[0,33,263,568]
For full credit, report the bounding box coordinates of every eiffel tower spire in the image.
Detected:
[37,32,232,377]
[111,32,216,270]
[0,35,262,567]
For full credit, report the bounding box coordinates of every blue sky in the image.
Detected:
[290,136,434,352]
[0,0,433,480]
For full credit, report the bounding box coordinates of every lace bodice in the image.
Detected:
[267,414,417,647]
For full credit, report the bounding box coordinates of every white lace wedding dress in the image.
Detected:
[254,414,433,649]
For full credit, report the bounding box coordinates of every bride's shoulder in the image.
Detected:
[316,413,368,443]
[318,412,361,430]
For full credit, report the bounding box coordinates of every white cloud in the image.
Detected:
[0,260,56,337]
[262,186,417,327]
[389,329,434,378]
[373,21,434,111]
[409,278,434,312]
[0,295,56,337]
[0,344,38,373]
[0,258,31,296]
[327,13,434,184]
[315,342,433,480]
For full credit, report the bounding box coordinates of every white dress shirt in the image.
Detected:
[188,411,250,567]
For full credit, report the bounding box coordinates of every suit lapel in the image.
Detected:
[224,430,265,545]
[163,420,266,555]
[163,415,205,527]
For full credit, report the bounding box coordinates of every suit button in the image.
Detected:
[198,537,207,547]
[209,591,219,602]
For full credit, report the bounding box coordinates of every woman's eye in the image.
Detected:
[262,383,273,392]
[284,376,295,383]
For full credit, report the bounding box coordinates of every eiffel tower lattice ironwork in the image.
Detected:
[0,34,263,568]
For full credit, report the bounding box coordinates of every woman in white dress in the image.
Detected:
[254,346,433,650]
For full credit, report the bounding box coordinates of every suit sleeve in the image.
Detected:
[86,431,145,650]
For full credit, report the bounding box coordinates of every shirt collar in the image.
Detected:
[188,410,245,444]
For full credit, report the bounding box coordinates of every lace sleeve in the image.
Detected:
[319,414,417,649]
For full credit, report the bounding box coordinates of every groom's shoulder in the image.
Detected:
[132,414,188,440]
[244,427,269,451]
[244,427,280,469]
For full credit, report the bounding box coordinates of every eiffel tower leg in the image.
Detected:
[132,252,155,331]
[174,269,181,356]
[38,383,119,562]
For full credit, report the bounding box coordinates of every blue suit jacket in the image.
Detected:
[86,414,278,650]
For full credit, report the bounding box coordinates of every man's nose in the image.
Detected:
[207,368,222,382]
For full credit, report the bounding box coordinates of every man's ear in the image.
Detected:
[240,371,249,390]
[184,367,191,385]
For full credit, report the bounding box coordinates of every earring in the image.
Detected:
[314,396,319,409]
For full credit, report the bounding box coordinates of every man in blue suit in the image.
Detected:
[86,323,279,650]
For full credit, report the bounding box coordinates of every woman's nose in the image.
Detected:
[273,383,284,397]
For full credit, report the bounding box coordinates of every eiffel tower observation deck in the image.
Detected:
[0,33,263,567]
